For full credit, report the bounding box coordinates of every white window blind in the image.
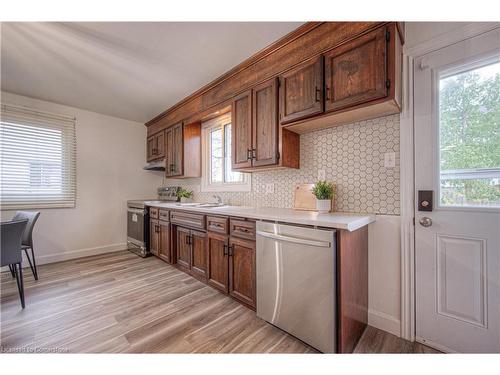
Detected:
[0,104,76,209]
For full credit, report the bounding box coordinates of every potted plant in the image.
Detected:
[312,180,335,213]
[177,188,194,203]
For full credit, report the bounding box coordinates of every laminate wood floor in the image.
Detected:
[1,251,439,354]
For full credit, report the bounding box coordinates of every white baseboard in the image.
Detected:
[368,309,401,337]
[1,243,127,272]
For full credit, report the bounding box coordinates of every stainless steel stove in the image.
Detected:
[127,187,180,257]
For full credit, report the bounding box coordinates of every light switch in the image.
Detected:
[265,183,275,194]
[317,169,326,180]
[384,152,396,168]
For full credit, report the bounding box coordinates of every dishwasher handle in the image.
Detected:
[257,231,331,248]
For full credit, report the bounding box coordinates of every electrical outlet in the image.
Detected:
[265,183,275,194]
[317,169,326,180]
[384,152,396,168]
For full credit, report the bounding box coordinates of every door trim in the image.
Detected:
[400,22,500,342]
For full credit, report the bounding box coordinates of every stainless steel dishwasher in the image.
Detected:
[256,221,337,353]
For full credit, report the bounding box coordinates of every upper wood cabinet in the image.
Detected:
[252,78,279,167]
[324,27,388,112]
[165,122,201,178]
[279,56,324,124]
[146,131,165,162]
[232,78,299,171]
[231,91,253,169]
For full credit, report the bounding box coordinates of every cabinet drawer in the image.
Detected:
[171,211,205,230]
[230,219,256,240]
[207,215,228,234]
[149,207,159,219]
[159,209,170,222]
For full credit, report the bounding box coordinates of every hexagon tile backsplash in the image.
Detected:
[167,114,400,215]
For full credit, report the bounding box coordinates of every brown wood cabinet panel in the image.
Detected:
[147,132,165,162]
[183,122,201,178]
[337,227,368,353]
[155,131,165,159]
[228,236,256,309]
[229,219,256,241]
[279,56,324,124]
[325,26,388,112]
[190,230,208,281]
[207,232,229,293]
[207,215,228,234]
[175,226,191,271]
[158,220,171,263]
[170,211,205,230]
[231,90,253,169]
[149,207,159,219]
[252,78,279,167]
[165,123,183,177]
[149,219,160,256]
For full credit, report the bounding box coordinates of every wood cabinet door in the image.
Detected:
[158,221,171,263]
[324,27,388,112]
[149,219,159,256]
[155,131,165,159]
[175,226,191,271]
[147,136,156,161]
[228,237,256,308]
[252,78,279,167]
[279,56,324,124]
[165,123,183,177]
[190,230,208,281]
[207,232,229,293]
[231,90,253,169]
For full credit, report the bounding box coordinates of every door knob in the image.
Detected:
[419,217,432,227]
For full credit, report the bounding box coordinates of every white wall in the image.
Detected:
[1,92,163,264]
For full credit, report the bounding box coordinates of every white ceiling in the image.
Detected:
[1,22,302,123]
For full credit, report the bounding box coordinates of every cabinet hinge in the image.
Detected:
[412,217,415,226]
[386,79,391,89]
[276,151,280,160]
[386,30,390,42]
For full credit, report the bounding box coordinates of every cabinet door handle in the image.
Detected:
[326,86,331,101]
[185,234,190,245]
[223,244,228,256]
[315,87,321,102]
[227,245,233,256]
[247,148,252,161]
[169,164,175,172]
[252,148,256,160]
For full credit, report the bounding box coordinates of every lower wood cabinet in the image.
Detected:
[207,232,229,293]
[174,225,208,282]
[228,236,256,309]
[150,218,171,263]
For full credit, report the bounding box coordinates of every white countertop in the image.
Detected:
[144,201,375,231]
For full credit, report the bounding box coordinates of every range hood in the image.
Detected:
[143,159,166,171]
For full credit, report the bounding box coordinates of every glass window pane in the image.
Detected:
[439,60,500,207]
[210,127,223,183]
[224,124,243,183]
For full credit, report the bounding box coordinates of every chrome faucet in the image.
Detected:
[213,194,223,205]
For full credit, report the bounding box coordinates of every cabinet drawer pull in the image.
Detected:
[237,227,249,233]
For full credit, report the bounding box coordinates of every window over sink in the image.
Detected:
[201,113,251,192]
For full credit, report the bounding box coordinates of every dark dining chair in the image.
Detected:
[12,211,40,280]
[1,219,29,308]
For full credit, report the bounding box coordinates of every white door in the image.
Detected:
[414,28,500,353]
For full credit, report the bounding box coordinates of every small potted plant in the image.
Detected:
[177,188,194,203]
[312,180,335,213]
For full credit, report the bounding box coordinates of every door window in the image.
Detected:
[438,60,500,208]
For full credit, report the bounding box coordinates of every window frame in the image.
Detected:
[200,113,251,192]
